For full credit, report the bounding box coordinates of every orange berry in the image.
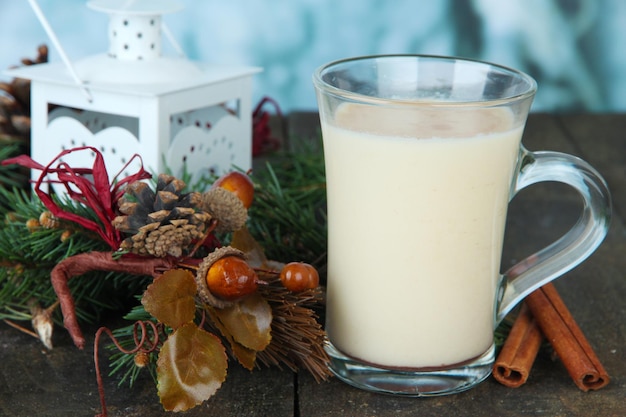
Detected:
[134,352,150,368]
[60,230,72,242]
[206,256,258,300]
[212,171,254,208]
[25,218,40,232]
[279,262,319,292]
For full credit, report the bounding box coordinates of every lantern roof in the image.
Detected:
[87,0,184,15]
[4,0,261,93]
[5,61,260,97]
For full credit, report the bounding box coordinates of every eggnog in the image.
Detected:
[323,103,523,369]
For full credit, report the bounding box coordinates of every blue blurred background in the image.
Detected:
[1,0,624,113]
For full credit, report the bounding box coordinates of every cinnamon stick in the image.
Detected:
[493,303,543,387]
[525,283,609,391]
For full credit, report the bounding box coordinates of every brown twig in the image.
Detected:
[255,276,331,382]
[2,319,39,339]
[93,320,164,417]
[50,251,176,349]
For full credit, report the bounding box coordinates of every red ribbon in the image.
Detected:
[252,96,282,156]
[2,146,152,249]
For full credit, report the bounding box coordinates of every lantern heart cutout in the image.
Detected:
[37,116,143,194]
[167,113,250,184]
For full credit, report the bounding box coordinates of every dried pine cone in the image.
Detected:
[0,44,48,140]
[112,174,213,258]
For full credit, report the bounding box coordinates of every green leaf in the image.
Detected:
[212,292,272,351]
[157,323,227,412]
[142,269,197,329]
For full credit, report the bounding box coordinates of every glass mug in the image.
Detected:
[312,55,611,396]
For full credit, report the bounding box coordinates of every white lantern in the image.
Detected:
[5,0,261,187]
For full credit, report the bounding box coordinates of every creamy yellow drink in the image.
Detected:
[323,103,523,368]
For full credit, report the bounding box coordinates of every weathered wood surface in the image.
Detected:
[1,113,625,416]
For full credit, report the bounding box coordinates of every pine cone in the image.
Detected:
[0,45,48,141]
[113,174,213,258]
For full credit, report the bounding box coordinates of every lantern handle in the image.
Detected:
[162,22,187,58]
[27,0,93,103]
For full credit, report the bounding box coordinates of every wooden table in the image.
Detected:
[1,113,625,417]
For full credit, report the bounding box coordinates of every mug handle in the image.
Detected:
[495,147,612,324]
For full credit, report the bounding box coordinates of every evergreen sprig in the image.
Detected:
[0,187,150,323]
[0,140,330,386]
[105,301,159,387]
[247,141,327,272]
[0,142,29,192]
[104,143,328,386]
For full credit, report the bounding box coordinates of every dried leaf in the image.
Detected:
[230,226,268,268]
[206,307,258,370]
[142,269,197,329]
[212,292,272,352]
[229,340,258,370]
[29,300,57,350]
[157,323,227,412]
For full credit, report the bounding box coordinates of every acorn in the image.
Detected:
[195,246,259,308]
[212,171,254,209]
[201,187,248,234]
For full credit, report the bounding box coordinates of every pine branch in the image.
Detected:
[247,142,327,273]
[0,140,331,386]
[0,188,151,323]
[105,144,330,385]
[106,302,159,387]
[0,142,29,191]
